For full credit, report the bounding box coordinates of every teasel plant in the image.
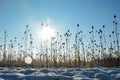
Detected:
[50,33,55,67]
[111,31,116,54]
[55,32,59,67]
[17,42,22,66]
[61,42,65,66]
[0,15,120,68]
[2,31,8,66]
[0,36,3,62]
[76,24,81,66]
[113,15,119,52]
[29,33,34,66]
[80,31,86,66]
[58,34,63,67]
[102,25,107,55]
[74,34,78,67]
[108,34,113,57]
[7,40,13,66]
[113,15,120,67]
[23,25,30,58]
[64,29,71,66]
[73,24,80,67]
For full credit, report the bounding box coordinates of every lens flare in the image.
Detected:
[25,56,32,64]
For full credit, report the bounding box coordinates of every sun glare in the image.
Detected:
[41,26,55,41]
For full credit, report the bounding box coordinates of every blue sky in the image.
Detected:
[0,0,120,46]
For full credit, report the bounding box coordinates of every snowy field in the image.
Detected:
[0,67,120,80]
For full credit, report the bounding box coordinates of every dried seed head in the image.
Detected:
[92,26,94,29]
[77,24,79,27]
[103,25,105,28]
[114,15,116,18]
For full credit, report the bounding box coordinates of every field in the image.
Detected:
[0,0,120,80]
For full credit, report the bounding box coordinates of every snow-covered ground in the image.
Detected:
[0,67,119,80]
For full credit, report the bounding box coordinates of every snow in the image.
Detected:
[0,67,119,80]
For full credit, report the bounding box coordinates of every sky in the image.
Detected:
[0,0,120,47]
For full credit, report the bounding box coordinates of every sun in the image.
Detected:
[41,26,55,41]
